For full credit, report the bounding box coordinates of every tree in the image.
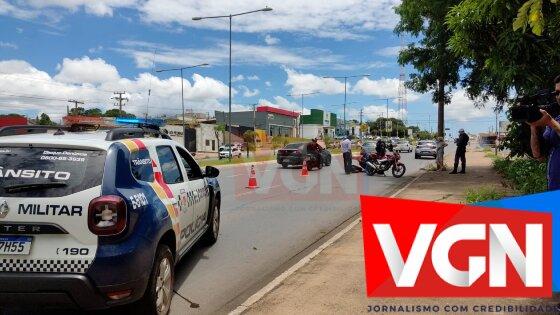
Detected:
[104,109,136,118]
[243,130,257,158]
[513,0,559,36]
[37,113,54,125]
[69,107,85,116]
[446,0,560,156]
[214,123,226,148]
[366,117,411,137]
[84,108,103,117]
[395,0,464,137]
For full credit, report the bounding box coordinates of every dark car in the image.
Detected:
[277,142,332,168]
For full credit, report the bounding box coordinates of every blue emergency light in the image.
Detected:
[115,117,165,127]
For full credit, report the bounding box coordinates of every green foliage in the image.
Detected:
[214,123,226,147]
[395,0,464,136]
[493,156,548,194]
[243,130,256,158]
[323,135,334,148]
[465,186,507,204]
[69,107,85,116]
[37,113,54,126]
[415,130,436,140]
[104,109,136,118]
[513,0,558,36]
[367,117,414,137]
[84,108,103,117]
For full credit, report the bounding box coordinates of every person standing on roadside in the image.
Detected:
[450,129,469,174]
[436,136,447,171]
[341,136,352,174]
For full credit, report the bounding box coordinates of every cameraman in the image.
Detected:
[529,75,560,190]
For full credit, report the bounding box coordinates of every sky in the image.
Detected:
[0,0,505,134]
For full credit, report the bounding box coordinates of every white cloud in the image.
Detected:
[0,58,233,121]
[360,105,406,120]
[117,40,344,69]
[0,41,18,49]
[285,68,346,95]
[54,56,120,84]
[264,34,280,45]
[259,96,301,112]
[140,0,401,40]
[444,90,496,122]
[2,1,400,40]
[14,0,138,17]
[88,45,103,54]
[265,81,272,87]
[240,85,259,97]
[232,74,244,82]
[247,75,259,81]
[375,45,401,57]
[352,77,421,102]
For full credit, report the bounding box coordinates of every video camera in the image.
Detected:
[510,89,559,122]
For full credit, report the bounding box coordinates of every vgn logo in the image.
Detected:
[360,196,551,297]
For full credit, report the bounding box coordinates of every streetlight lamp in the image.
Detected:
[155,63,209,147]
[322,74,370,136]
[193,6,273,161]
[287,91,318,137]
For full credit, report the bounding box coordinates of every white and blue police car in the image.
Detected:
[0,124,221,314]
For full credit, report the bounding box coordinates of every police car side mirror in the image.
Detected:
[205,166,220,178]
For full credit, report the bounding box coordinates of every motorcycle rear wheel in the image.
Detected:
[392,163,406,178]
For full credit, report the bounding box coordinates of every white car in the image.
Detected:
[395,140,412,153]
[219,146,242,159]
[415,140,437,159]
[0,125,221,314]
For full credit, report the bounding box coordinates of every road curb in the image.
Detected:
[228,168,427,315]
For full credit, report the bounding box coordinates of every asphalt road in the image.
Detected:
[169,150,435,314]
[1,149,437,315]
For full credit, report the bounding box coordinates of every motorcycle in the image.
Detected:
[304,153,323,170]
[360,149,406,178]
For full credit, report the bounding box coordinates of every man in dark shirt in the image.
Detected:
[306,138,323,166]
[450,129,469,174]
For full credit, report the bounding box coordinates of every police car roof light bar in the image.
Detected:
[104,127,171,141]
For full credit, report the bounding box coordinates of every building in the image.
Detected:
[215,106,299,138]
[0,115,27,127]
[162,123,229,153]
[300,109,337,139]
[335,119,358,137]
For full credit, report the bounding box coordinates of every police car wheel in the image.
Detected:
[202,202,220,246]
[135,244,174,315]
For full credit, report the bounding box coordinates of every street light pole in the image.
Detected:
[287,91,318,138]
[323,74,370,136]
[193,7,273,162]
[155,63,209,148]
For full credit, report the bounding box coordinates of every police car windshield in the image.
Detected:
[0,147,106,197]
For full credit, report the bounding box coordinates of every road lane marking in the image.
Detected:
[228,171,426,315]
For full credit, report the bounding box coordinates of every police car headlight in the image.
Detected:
[88,195,127,236]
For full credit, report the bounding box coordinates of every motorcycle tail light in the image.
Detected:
[88,195,127,236]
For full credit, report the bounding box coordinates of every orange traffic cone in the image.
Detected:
[246,165,259,189]
[301,159,309,177]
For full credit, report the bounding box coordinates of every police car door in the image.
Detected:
[174,146,209,235]
[154,145,194,250]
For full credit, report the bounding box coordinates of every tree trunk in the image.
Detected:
[437,79,445,137]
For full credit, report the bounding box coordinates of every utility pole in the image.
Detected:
[359,108,363,139]
[67,99,84,115]
[323,74,370,135]
[112,92,128,116]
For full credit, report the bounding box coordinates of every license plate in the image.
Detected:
[0,236,32,255]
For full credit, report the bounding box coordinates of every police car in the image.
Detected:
[0,125,221,314]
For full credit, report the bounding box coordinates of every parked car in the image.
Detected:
[415,140,437,159]
[277,142,332,168]
[395,140,412,153]
[219,146,242,159]
[0,125,221,314]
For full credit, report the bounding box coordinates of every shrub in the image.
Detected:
[465,186,507,204]
[492,157,547,195]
